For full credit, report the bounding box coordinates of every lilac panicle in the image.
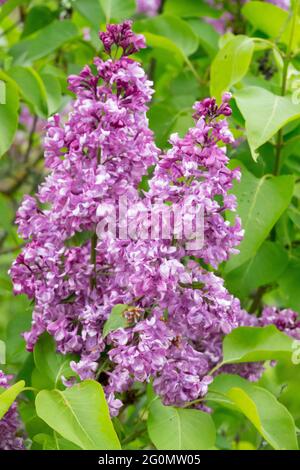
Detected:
[0,371,25,450]
[11,22,300,415]
[99,20,146,56]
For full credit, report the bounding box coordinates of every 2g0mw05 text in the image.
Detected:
[98,454,201,466]
[142,454,201,465]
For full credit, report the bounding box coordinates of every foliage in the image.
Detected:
[0,0,299,452]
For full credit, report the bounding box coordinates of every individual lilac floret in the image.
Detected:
[99,20,146,56]
[0,371,25,450]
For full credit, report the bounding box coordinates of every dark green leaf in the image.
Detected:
[226,161,294,271]
[0,80,19,157]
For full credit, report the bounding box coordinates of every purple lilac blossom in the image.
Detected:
[136,0,161,16]
[0,371,25,450]
[10,22,300,415]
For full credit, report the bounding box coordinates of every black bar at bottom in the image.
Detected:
[0,450,298,466]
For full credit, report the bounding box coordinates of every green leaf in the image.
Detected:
[225,241,289,298]
[103,304,128,338]
[222,325,294,365]
[187,19,219,58]
[242,1,300,49]
[210,374,298,450]
[226,161,294,271]
[229,387,298,450]
[5,306,32,365]
[138,14,199,58]
[0,380,25,419]
[10,20,78,64]
[35,380,121,450]
[234,87,300,160]
[34,433,81,450]
[287,205,300,229]
[0,340,5,364]
[0,80,19,157]
[141,32,184,66]
[210,36,254,102]
[164,0,222,18]
[0,80,5,104]
[100,0,135,22]
[73,0,105,30]
[33,333,76,389]
[148,397,216,450]
[278,259,300,311]
[40,73,62,115]
[0,0,29,22]
[9,66,48,117]
[21,5,56,37]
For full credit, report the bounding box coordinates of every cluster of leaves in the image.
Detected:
[0,0,300,451]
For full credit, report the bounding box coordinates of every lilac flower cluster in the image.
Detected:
[11,22,300,415]
[0,371,25,450]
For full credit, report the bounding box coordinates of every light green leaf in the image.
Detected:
[234,87,300,160]
[9,66,48,117]
[0,0,29,22]
[0,380,25,419]
[35,380,121,450]
[210,36,254,102]
[10,20,78,64]
[33,333,76,389]
[164,0,222,18]
[103,304,128,338]
[148,397,216,450]
[73,0,105,30]
[141,32,184,66]
[0,80,5,104]
[228,387,298,450]
[222,325,294,365]
[242,1,300,49]
[210,374,298,450]
[138,14,199,58]
[226,161,294,271]
[0,340,5,364]
[0,80,19,157]
[187,19,219,58]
